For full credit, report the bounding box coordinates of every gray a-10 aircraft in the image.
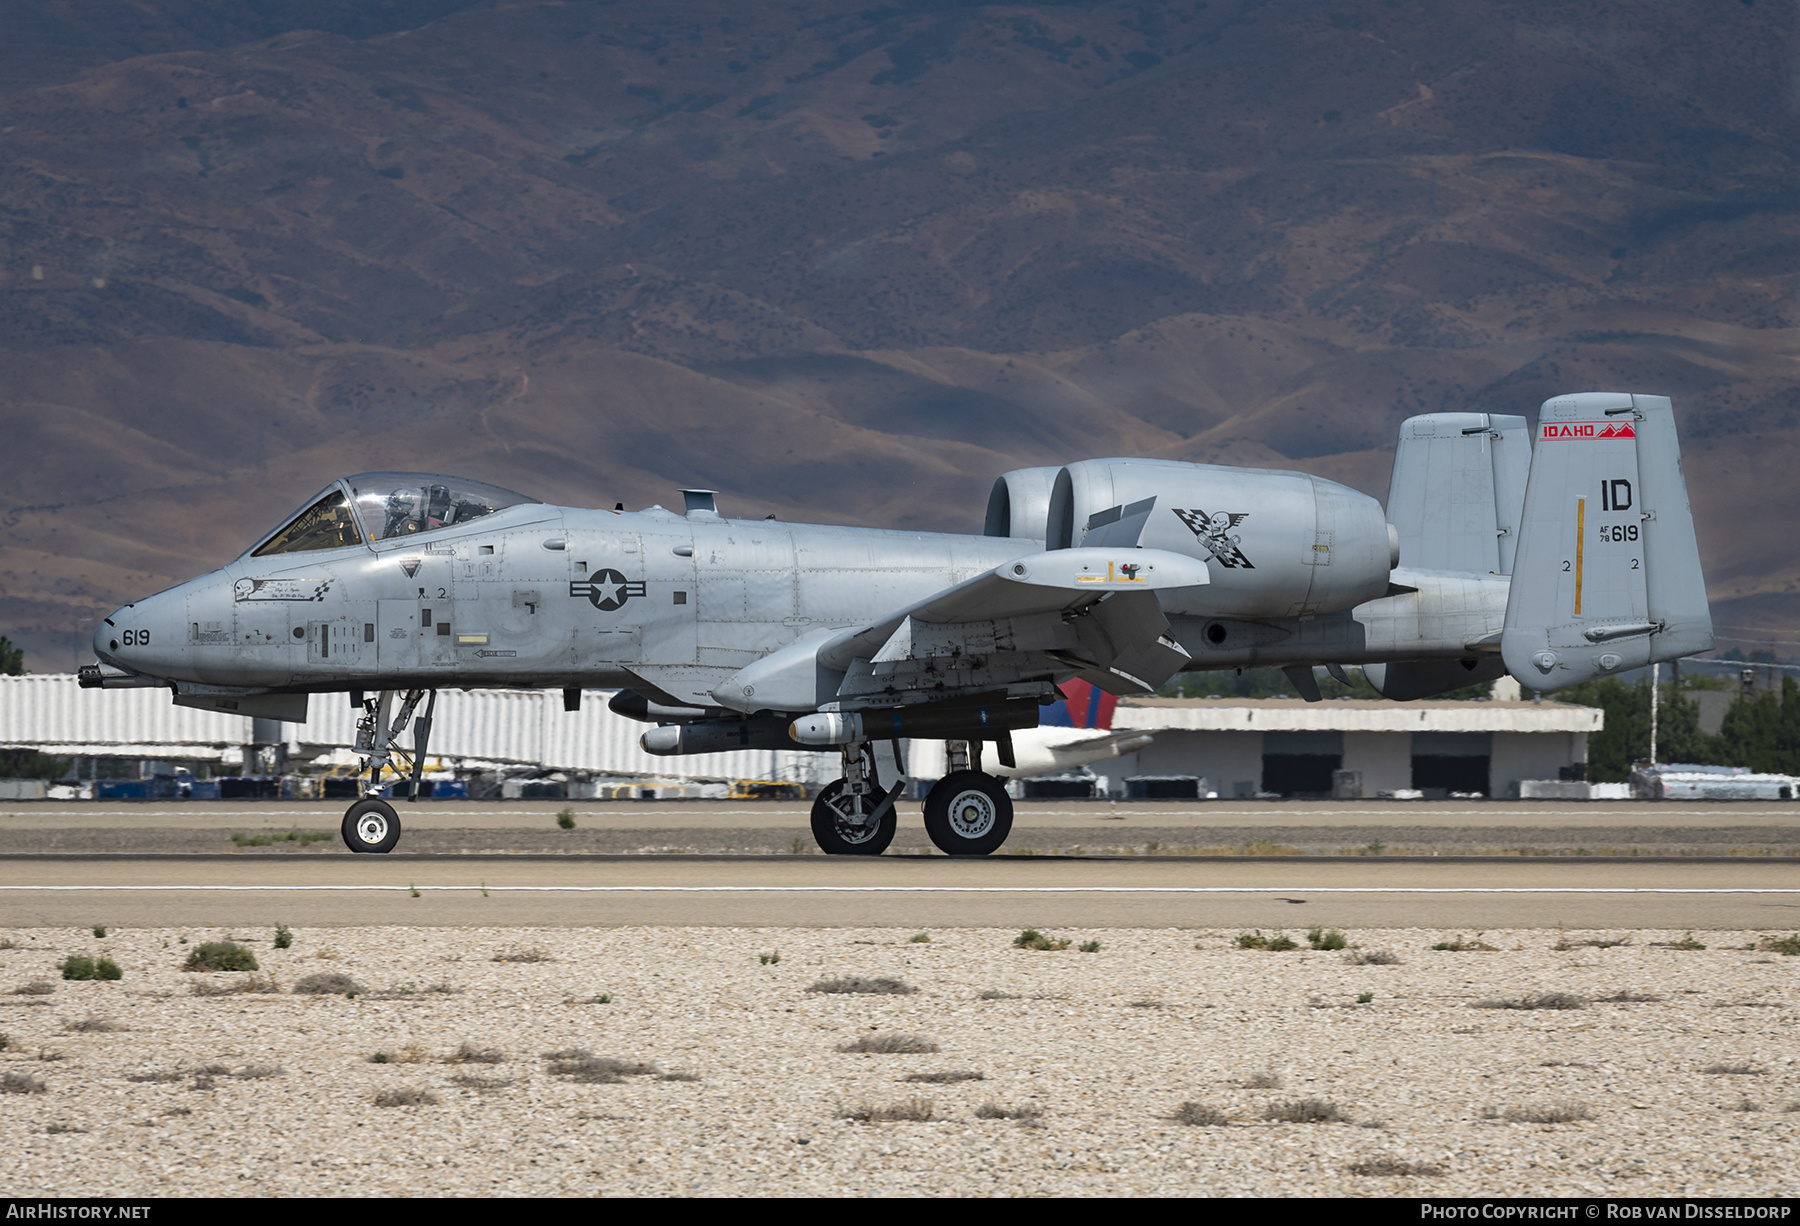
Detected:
[85,391,1710,856]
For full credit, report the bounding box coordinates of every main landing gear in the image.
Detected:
[341,688,436,854]
[810,742,904,855]
[810,737,1014,857]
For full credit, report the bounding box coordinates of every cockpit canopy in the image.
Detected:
[250,474,538,557]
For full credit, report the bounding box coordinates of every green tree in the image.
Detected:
[0,636,22,675]
[1559,676,1721,782]
[1715,676,1800,776]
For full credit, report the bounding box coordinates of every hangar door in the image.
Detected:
[1412,732,1492,797]
[1262,730,1343,798]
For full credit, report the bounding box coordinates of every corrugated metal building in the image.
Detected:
[0,675,831,785]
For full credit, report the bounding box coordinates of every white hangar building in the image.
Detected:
[1103,697,1601,799]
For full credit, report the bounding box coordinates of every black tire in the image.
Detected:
[342,798,402,854]
[809,779,896,856]
[923,771,1013,856]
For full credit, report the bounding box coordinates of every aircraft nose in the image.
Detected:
[91,611,123,665]
[93,589,188,677]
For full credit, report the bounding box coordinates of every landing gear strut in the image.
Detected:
[922,739,1013,856]
[810,741,903,855]
[341,688,435,854]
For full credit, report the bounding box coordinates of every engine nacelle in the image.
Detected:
[983,466,1062,543]
[1047,458,1393,618]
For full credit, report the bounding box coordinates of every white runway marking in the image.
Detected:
[2,885,1796,895]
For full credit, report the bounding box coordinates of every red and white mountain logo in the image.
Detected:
[1541,421,1636,441]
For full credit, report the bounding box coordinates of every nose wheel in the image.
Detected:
[923,771,1013,856]
[342,798,402,854]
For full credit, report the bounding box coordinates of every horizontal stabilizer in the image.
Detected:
[1501,393,1712,689]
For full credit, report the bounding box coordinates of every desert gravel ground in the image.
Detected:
[1,925,1797,1197]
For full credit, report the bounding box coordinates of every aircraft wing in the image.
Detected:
[714,547,1207,713]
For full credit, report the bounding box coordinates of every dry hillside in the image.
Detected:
[2,1,1795,669]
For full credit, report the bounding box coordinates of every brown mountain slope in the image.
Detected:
[2,1,1796,670]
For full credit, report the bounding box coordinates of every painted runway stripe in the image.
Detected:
[1,808,1764,818]
[1,886,1796,895]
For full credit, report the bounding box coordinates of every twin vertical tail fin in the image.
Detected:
[1386,412,1531,573]
[1501,393,1712,690]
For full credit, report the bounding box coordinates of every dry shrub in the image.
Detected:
[292,972,366,996]
[372,1087,439,1107]
[837,1033,939,1055]
[1128,999,1164,1009]
[64,1017,123,1033]
[840,1097,935,1123]
[190,975,280,997]
[447,1042,505,1065]
[1503,1101,1593,1124]
[1472,992,1586,1011]
[1241,1071,1283,1089]
[1263,1098,1347,1123]
[1594,990,1663,1003]
[11,981,54,996]
[658,1072,701,1083]
[974,1102,1042,1121]
[234,1064,282,1080]
[1,1072,46,1094]
[808,977,917,995]
[545,1050,659,1082]
[182,942,258,973]
[492,946,553,963]
[1348,1157,1446,1177]
[976,989,1021,1000]
[1171,1102,1230,1126]
[1344,950,1402,966]
[1702,1062,1765,1075]
[903,1070,984,1084]
[450,1073,513,1091]
[43,1123,87,1134]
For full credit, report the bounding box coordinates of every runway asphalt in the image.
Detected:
[3,854,1797,929]
[7,798,1797,831]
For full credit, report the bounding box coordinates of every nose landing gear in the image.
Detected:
[341,688,435,853]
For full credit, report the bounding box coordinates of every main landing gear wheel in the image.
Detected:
[342,798,402,854]
[923,771,1013,857]
[810,779,896,856]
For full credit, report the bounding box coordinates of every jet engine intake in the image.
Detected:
[984,467,1062,544]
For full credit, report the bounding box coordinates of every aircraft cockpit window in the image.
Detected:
[250,489,364,557]
[345,474,538,542]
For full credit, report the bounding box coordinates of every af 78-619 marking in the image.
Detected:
[85,392,1711,857]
